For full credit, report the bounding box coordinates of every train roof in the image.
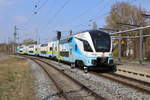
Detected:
[78,29,110,35]
[36,30,110,45]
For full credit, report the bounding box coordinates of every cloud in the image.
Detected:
[14,16,28,24]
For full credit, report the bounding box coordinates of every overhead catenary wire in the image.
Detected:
[89,0,114,22]
[68,0,105,24]
[45,0,57,16]
[71,0,110,30]
[59,0,107,31]
[35,0,50,14]
[111,25,150,35]
[129,0,137,4]
[89,0,137,22]
[47,0,71,26]
[22,0,50,27]
[40,0,71,33]
[34,0,41,8]
[35,0,57,35]
[72,0,136,31]
[18,0,51,43]
[26,0,139,42]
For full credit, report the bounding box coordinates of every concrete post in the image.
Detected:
[13,26,17,54]
[118,34,122,62]
[139,30,143,64]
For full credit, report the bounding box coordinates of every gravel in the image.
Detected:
[49,60,150,100]
[28,59,61,100]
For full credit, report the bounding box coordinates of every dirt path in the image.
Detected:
[0,56,36,100]
[0,53,9,61]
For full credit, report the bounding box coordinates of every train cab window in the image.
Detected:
[76,38,93,52]
[89,30,111,52]
[83,40,93,52]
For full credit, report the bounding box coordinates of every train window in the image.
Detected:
[75,45,77,51]
[60,51,69,57]
[68,37,72,42]
[60,37,73,44]
[41,51,47,54]
[50,47,53,51]
[41,44,48,47]
[29,46,34,48]
[19,47,23,49]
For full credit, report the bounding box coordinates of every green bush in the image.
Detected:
[113,47,118,57]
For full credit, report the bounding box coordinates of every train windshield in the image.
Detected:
[89,30,111,52]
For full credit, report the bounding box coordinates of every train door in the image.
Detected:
[69,44,73,62]
[52,43,54,57]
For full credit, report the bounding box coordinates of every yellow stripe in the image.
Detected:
[47,51,53,54]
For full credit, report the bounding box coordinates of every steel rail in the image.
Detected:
[110,73,150,86]
[91,72,150,94]
[21,55,150,97]
[32,57,105,100]
[31,58,69,100]
[31,56,150,95]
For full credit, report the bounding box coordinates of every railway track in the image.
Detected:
[92,72,150,94]
[29,57,105,100]
[40,57,150,94]
[20,55,150,99]
[30,56,150,95]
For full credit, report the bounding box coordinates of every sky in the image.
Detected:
[0,0,150,43]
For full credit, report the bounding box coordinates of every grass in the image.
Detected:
[0,56,35,100]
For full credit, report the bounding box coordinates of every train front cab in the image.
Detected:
[16,45,26,55]
[73,30,116,71]
[84,55,115,71]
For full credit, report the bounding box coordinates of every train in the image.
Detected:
[17,30,116,72]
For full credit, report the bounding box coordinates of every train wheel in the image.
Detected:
[49,56,52,59]
[84,67,88,73]
[75,60,79,67]
[112,65,117,72]
[79,61,84,69]
[71,63,75,69]
[79,61,88,73]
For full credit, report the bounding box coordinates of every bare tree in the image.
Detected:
[22,39,37,45]
[106,1,150,59]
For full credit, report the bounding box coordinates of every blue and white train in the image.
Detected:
[17,30,115,71]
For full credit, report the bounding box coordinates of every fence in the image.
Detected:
[111,25,150,64]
